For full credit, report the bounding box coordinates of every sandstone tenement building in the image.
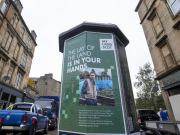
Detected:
[135,0,180,120]
[0,0,38,109]
[30,74,61,97]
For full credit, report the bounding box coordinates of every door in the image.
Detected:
[37,106,44,130]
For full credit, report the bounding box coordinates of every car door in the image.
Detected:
[40,108,47,128]
[36,105,43,130]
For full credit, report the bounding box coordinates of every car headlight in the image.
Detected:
[49,120,51,123]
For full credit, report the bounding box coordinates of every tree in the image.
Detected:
[134,62,166,112]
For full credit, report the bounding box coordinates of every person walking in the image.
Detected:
[159,108,169,121]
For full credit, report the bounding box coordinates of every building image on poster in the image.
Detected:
[58,23,140,135]
[79,68,115,106]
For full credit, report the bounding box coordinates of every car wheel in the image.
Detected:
[141,131,146,135]
[43,123,49,134]
[154,130,162,135]
[164,132,171,135]
[27,125,36,135]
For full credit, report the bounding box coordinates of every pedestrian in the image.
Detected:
[81,71,98,106]
[159,108,169,121]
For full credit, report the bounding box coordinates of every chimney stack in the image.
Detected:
[31,30,37,41]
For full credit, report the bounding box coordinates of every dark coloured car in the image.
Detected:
[137,109,160,130]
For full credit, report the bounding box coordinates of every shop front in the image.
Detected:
[162,70,180,121]
[0,82,35,109]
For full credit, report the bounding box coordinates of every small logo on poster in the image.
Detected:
[100,39,114,51]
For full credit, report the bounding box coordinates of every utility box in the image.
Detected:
[58,22,140,135]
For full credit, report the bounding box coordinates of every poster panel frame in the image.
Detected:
[58,31,134,135]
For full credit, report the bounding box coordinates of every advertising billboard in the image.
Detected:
[59,31,127,134]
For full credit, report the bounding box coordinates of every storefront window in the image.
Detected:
[168,87,180,96]
[16,97,22,103]
[1,92,9,101]
[10,95,16,103]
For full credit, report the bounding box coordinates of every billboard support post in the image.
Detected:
[58,22,140,135]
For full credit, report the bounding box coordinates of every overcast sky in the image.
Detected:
[20,0,153,97]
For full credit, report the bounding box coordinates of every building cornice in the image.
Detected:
[155,65,180,80]
[9,0,37,46]
[155,35,167,47]
[135,0,143,12]
[172,19,180,30]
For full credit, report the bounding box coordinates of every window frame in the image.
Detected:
[15,72,23,89]
[155,36,176,69]
[7,64,15,84]
[0,56,6,76]
[30,105,35,113]
[148,12,164,38]
[165,0,180,19]
[144,0,151,9]
[2,30,13,51]
[167,0,180,15]
[20,52,27,68]
[20,27,25,38]
[26,35,31,48]
[1,1,8,14]
[13,44,20,60]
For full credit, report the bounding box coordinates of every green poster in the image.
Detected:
[59,32,126,134]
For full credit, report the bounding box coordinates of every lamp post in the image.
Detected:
[3,76,10,83]
[0,76,10,99]
[151,86,159,110]
[151,86,159,93]
[23,87,27,102]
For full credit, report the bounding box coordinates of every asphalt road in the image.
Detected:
[37,129,58,135]
[6,129,58,135]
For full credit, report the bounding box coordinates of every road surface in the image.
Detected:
[6,129,57,135]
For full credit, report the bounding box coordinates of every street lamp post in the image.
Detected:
[23,87,27,102]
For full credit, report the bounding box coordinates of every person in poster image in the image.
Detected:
[81,72,98,106]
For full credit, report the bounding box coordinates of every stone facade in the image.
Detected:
[31,74,61,97]
[135,0,180,120]
[0,0,38,107]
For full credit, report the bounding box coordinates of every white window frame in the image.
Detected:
[1,1,7,13]
[167,0,180,15]
[20,52,27,67]
[26,35,31,48]
[15,72,22,89]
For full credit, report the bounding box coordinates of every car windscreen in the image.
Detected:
[139,110,156,115]
[12,105,31,111]
[35,100,52,110]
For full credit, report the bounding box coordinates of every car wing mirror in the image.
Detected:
[43,111,47,115]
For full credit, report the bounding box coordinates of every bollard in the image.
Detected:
[29,118,36,135]
[0,117,4,134]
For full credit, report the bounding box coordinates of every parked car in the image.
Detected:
[137,109,160,131]
[0,102,49,135]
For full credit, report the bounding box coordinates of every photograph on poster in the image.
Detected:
[79,67,115,106]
